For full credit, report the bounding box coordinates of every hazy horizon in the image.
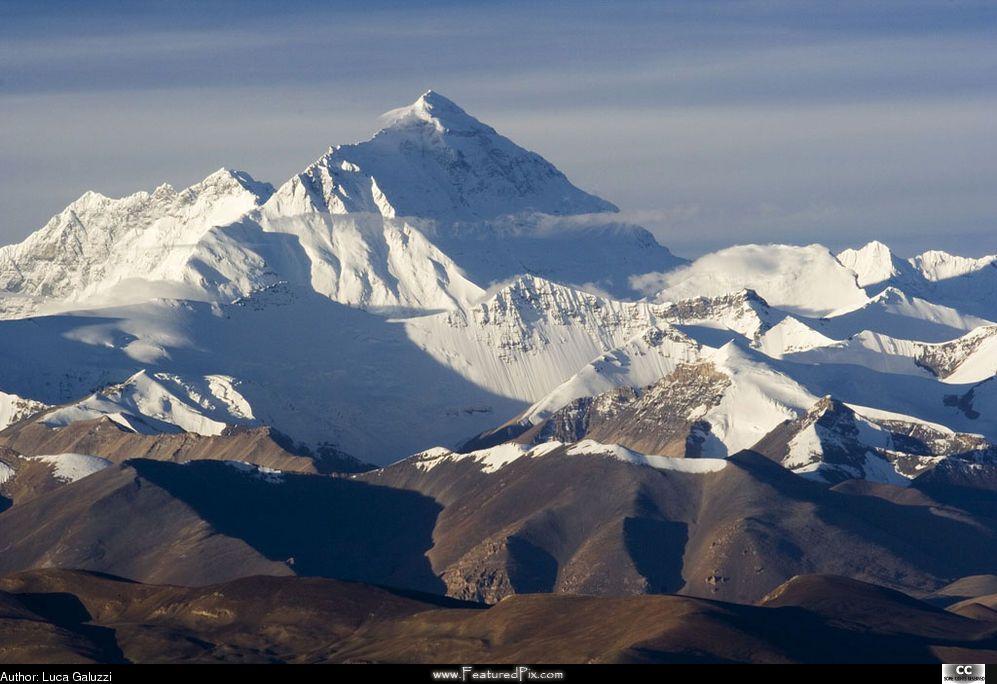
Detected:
[2,0,995,259]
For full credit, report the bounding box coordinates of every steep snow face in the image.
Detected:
[197,212,487,314]
[403,275,684,401]
[0,390,48,431]
[520,326,703,425]
[836,241,919,289]
[821,287,994,343]
[937,326,997,384]
[28,453,112,483]
[782,325,997,384]
[0,169,273,318]
[265,91,617,223]
[41,370,258,436]
[689,344,818,456]
[754,317,836,357]
[649,244,868,317]
[188,202,675,316]
[912,250,997,282]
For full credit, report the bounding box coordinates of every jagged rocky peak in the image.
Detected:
[526,361,732,457]
[475,274,604,318]
[62,167,271,217]
[662,288,777,339]
[264,90,618,222]
[0,168,272,309]
[197,167,275,201]
[456,274,669,333]
[916,324,997,380]
[753,395,997,485]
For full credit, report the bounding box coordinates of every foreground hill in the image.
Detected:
[1,569,994,664]
[2,446,995,606]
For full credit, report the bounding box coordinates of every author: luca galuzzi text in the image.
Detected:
[1,674,112,682]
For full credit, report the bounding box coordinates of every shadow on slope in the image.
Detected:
[6,569,996,664]
[727,451,997,583]
[12,591,126,663]
[624,516,688,594]
[129,460,445,593]
[773,356,997,440]
[0,460,445,593]
[426,217,685,300]
[0,283,528,464]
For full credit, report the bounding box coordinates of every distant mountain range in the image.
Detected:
[1,93,995,662]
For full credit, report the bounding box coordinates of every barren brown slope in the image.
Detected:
[2,570,996,664]
[363,447,997,604]
[0,569,470,664]
[0,588,124,664]
[3,446,995,606]
[0,415,371,474]
[761,574,992,639]
[925,575,997,609]
[684,450,997,601]
[0,462,292,585]
[0,449,76,510]
[0,459,444,591]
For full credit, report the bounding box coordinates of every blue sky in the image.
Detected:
[2,0,995,257]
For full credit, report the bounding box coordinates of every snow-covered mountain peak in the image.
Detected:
[652,244,868,317]
[0,168,274,317]
[911,249,997,282]
[761,395,997,486]
[461,274,667,331]
[660,288,780,341]
[869,286,907,305]
[377,90,483,134]
[754,316,835,357]
[265,92,618,223]
[199,167,275,199]
[837,240,910,288]
[39,369,259,437]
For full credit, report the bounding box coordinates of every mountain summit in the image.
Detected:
[265,90,618,221]
[378,89,489,132]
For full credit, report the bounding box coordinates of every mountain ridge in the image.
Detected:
[0,91,993,471]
